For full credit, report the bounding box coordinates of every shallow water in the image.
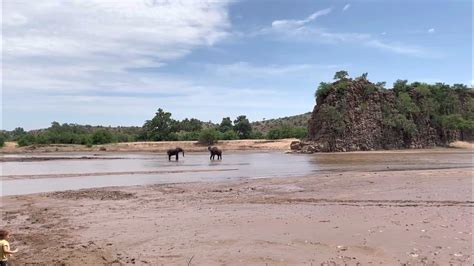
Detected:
[1,150,472,196]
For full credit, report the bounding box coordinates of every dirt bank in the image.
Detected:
[1,168,472,265]
[0,139,298,154]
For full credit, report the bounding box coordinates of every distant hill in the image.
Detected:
[251,113,311,133]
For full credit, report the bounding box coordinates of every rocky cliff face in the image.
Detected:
[292,79,473,153]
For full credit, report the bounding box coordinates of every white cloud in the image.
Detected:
[3,0,235,128]
[3,0,232,94]
[263,11,435,57]
[365,40,425,57]
[342,4,351,12]
[428,28,435,33]
[271,8,332,30]
[207,62,341,77]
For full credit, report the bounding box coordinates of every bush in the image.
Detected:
[267,125,308,140]
[18,134,36,147]
[80,135,93,146]
[396,92,420,115]
[220,130,239,140]
[315,82,332,100]
[363,83,378,97]
[0,135,5,148]
[383,113,417,136]
[292,127,308,139]
[92,129,114,145]
[176,131,200,141]
[198,128,220,145]
[248,131,265,139]
[441,114,474,130]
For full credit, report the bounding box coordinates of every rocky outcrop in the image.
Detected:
[294,79,473,153]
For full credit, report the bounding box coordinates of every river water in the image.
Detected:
[1,150,472,196]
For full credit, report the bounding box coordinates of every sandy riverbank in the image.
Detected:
[2,139,472,154]
[1,167,472,265]
[0,139,299,154]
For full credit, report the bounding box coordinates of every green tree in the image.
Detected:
[198,128,220,145]
[375,82,386,90]
[393,79,409,94]
[176,131,200,141]
[221,130,239,140]
[233,115,252,139]
[396,92,420,115]
[177,118,202,132]
[219,117,233,132]
[441,114,473,130]
[11,127,27,141]
[315,82,332,100]
[92,129,114,145]
[383,113,417,137]
[333,70,349,80]
[142,108,176,141]
[249,131,265,139]
[18,134,36,147]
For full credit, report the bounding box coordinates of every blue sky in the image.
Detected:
[2,0,472,130]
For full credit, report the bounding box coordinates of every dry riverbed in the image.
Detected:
[1,167,472,265]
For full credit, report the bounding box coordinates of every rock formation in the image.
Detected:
[293,77,473,153]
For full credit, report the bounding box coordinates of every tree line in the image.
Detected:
[0,110,307,147]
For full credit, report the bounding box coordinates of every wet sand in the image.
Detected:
[1,165,473,265]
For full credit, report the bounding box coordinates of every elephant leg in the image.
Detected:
[169,155,171,161]
[176,154,179,161]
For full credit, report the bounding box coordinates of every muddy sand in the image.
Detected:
[1,166,472,265]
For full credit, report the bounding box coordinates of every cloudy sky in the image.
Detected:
[2,0,472,130]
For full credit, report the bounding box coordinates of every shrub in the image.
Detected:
[440,114,474,130]
[396,92,420,115]
[92,129,114,145]
[248,131,265,139]
[315,82,332,100]
[383,113,417,136]
[267,125,307,139]
[363,83,378,97]
[198,128,220,145]
[176,131,200,141]
[18,134,36,147]
[220,130,239,140]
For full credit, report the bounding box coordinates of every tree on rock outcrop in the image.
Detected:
[333,70,349,81]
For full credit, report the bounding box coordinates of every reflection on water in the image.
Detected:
[1,150,472,196]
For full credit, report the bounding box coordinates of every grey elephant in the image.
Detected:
[167,147,184,161]
[208,146,222,160]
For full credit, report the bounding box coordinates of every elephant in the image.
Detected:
[208,146,222,160]
[167,147,184,161]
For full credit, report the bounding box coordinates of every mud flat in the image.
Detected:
[1,164,473,265]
